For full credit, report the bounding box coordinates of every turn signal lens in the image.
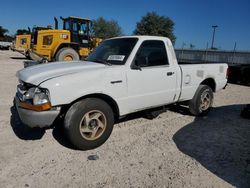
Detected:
[19,102,52,111]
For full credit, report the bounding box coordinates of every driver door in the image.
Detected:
[126,40,177,112]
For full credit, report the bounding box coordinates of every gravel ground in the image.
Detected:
[0,50,250,188]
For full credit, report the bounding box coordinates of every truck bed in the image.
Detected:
[178,63,228,101]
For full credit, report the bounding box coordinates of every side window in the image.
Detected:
[134,40,169,67]
[73,22,78,32]
[20,38,27,45]
[64,22,70,30]
[79,23,87,35]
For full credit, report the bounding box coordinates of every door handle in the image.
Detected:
[110,80,123,84]
[167,72,174,76]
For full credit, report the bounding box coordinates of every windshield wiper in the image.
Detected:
[92,59,112,66]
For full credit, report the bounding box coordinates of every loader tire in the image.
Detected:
[55,47,79,62]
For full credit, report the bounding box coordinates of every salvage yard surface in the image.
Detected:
[0,50,250,188]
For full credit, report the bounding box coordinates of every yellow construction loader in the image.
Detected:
[13,34,31,58]
[13,26,51,58]
[29,16,102,62]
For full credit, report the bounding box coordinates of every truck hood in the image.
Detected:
[17,61,105,85]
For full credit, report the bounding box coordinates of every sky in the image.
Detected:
[1,0,250,50]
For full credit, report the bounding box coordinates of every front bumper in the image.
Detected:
[15,97,61,128]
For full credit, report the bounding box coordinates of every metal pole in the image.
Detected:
[211,25,218,49]
[181,42,186,60]
[232,42,237,64]
[205,42,208,62]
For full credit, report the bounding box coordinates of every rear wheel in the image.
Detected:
[189,85,213,116]
[64,98,114,150]
[55,47,79,61]
[25,51,32,60]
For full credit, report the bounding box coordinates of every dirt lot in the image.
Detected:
[0,50,250,188]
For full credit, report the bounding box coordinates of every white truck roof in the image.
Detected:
[108,35,172,43]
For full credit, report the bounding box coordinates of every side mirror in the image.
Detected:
[131,56,148,70]
[138,56,148,65]
[140,56,148,66]
[131,62,141,70]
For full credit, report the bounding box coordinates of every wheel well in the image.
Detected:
[200,78,216,92]
[54,43,79,58]
[63,94,120,122]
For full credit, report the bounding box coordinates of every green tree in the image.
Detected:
[92,17,123,39]
[16,29,30,35]
[0,26,8,38]
[4,35,14,42]
[133,12,176,44]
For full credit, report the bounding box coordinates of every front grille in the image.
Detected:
[16,81,35,101]
[17,84,26,101]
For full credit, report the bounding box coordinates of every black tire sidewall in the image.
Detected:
[64,98,114,150]
[189,85,213,116]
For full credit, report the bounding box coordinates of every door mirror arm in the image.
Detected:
[131,56,148,71]
[131,63,142,71]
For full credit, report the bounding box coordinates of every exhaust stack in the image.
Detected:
[54,17,58,29]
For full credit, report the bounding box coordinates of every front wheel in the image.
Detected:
[64,98,114,150]
[189,85,213,116]
[55,47,79,61]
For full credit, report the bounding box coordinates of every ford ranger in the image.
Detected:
[15,36,228,150]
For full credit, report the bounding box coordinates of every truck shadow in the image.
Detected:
[173,104,250,188]
[228,81,250,87]
[10,105,75,148]
[51,109,165,150]
[51,111,151,151]
[168,104,192,115]
[23,60,41,68]
[10,106,45,140]
[52,120,77,150]
[10,57,28,60]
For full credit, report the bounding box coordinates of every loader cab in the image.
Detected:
[61,16,91,48]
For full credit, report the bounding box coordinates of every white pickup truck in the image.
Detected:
[15,36,228,150]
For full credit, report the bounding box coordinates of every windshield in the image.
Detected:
[86,38,138,65]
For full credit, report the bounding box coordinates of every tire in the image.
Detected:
[25,51,32,60]
[189,85,213,116]
[55,47,79,61]
[64,98,114,150]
